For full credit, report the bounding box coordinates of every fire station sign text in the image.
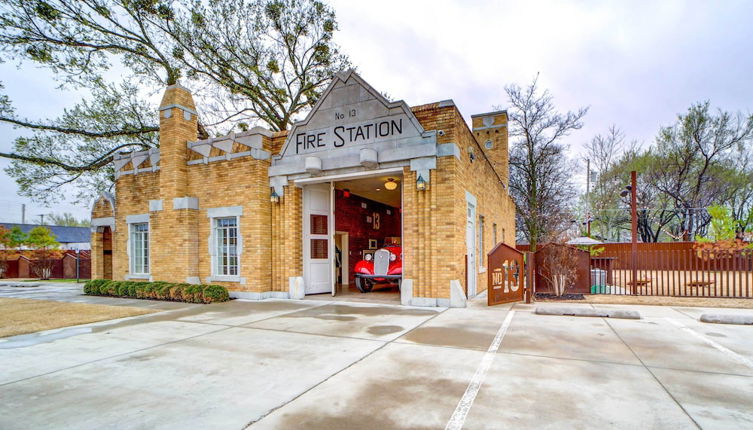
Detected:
[294,112,409,155]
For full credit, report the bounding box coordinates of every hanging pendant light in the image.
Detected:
[384,178,398,190]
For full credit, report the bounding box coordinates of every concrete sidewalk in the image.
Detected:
[0,283,752,429]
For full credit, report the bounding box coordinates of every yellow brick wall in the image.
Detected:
[187,156,272,292]
[270,131,288,156]
[90,230,103,279]
[402,161,460,299]
[113,171,160,280]
[91,197,114,219]
[271,185,303,291]
[404,104,463,299]
[455,109,516,295]
[150,204,200,283]
[405,103,515,298]
[110,153,274,291]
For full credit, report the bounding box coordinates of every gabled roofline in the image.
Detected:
[276,69,425,159]
[90,192,116,214]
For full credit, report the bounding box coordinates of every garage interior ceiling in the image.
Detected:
[334,174,402,207]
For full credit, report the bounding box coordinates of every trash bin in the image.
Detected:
[590,269,608,294]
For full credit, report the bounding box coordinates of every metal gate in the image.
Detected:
[487,243,526,305]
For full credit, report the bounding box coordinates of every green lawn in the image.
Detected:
[0,298,154,338]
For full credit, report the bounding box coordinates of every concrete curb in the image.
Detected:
[535,306,641,320]
[700,313,753,325]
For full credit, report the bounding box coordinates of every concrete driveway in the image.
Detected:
[0,283,752,429]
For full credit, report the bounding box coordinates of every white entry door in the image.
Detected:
[466,198,477,298]
[303,183,332,294]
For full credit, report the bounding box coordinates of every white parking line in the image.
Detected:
[666,318,753,369]
[445,310,515,430]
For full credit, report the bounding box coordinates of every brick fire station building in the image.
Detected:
[90,71,515,307]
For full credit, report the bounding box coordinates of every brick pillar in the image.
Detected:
[271,185,303,291]
[403,167,444,300]
[151,84,200,283]
[402,159,460,304]
[471,111,509,187]
[90,230,104,279]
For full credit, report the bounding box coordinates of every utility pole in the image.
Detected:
[630,170,638,295]
[21,204,26,224]
[37,214,45,225]
[585,158,592,237]
[586,158,590,196]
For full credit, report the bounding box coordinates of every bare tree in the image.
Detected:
[648,102,753,239]
[586,125,624,175]
[538,243,578,296]
[503,75,588,251]
[585,126,627,240]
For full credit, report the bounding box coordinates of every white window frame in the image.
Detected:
[126,214,150,279]
[478,215,486,273]
[213,216,239,277]
[207,206,243,282]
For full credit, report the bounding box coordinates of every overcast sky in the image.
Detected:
[1,0,752,223]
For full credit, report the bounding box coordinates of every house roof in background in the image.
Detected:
[0,223,90,244]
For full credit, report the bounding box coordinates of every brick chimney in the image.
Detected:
[152,83,200,284]
[471,110,509,187]
[158,84,198,199]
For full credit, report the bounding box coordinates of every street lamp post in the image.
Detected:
[620,171,638,294]
[630,171,637,295]
[76,248,80,283]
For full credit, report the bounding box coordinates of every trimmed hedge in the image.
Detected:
[84,279,230,304]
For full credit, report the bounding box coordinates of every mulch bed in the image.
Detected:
[535,293,586,301]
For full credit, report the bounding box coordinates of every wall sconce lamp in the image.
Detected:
[416,174,428,191]
[270,189,280,203]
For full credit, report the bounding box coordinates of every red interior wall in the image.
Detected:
[334,189,401,283]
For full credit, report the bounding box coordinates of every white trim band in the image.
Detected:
[206,206,243,218]
[173,197,199,210]
[126,214,149,224]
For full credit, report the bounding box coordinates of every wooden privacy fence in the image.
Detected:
[518,242,753,299]
[1,250,91,279]
[533,244,591,294]
[591,245,753,298]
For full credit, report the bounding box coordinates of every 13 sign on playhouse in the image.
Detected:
[492,260,521,293]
